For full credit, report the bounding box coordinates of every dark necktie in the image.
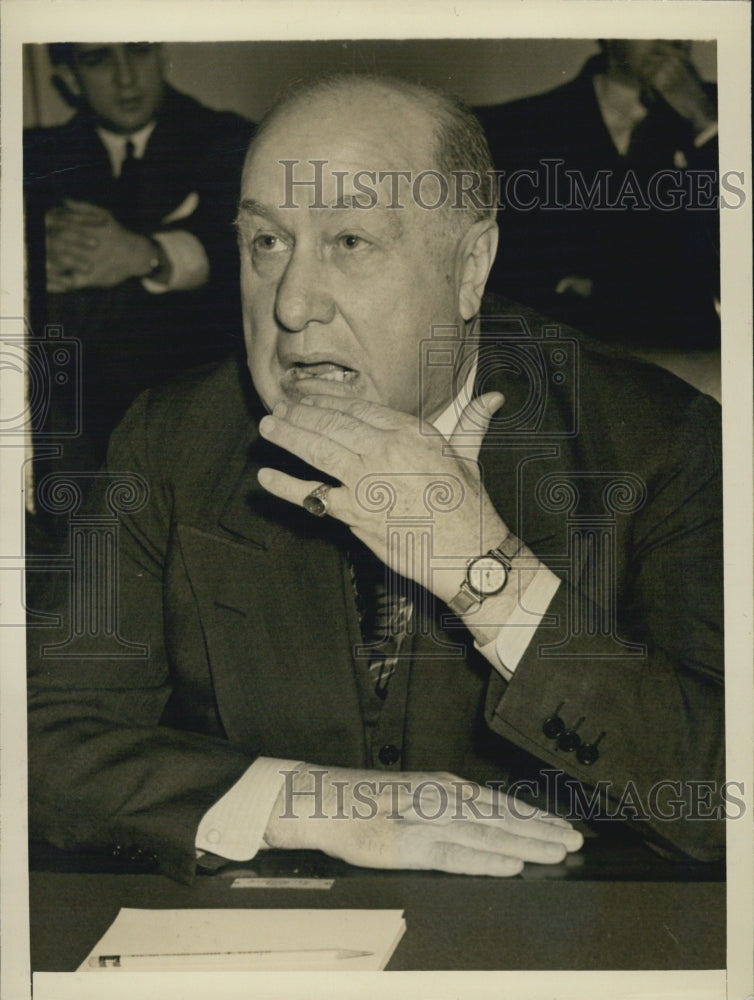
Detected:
[349,546,413,699]
[625,112,657,169]
[626,97,691,172]
[116,139,141,228]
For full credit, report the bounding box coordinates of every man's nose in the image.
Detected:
[274,250,336,332]
[112,47,137,88]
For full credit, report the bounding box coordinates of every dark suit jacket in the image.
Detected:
[24,86,253,467]
[476,56,720,348]
[27,306,724,882]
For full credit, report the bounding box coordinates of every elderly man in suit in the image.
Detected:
[24,42,253,475]
[27,75,724,883]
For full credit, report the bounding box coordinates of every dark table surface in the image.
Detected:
[29,827,726,973]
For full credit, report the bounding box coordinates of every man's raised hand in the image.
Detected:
[257,391,508,603]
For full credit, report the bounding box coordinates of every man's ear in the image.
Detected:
[53,63,82,99]
[456,219,499,322]
[51,64,86,110]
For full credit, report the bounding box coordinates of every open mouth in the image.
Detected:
[288,362,358,384]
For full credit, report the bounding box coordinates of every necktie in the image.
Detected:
[116,139,141,228]
[625,111,656,168]
[349,546,413,699]
[626,97,690,172]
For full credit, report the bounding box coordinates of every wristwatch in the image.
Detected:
[447,534,520,616]
[143,237,165,280]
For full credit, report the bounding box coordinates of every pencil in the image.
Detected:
[89,947,373,969]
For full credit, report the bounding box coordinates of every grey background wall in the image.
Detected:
[24,38,717,127]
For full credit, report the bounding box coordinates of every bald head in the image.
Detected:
[243,74,496,233]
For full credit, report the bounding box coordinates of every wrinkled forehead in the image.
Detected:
[242,87,439,206]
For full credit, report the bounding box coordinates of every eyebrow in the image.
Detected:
[236,198,404,238]
[237,199,275,221]
[235,199,288,236]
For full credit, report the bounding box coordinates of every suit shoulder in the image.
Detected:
[482,297,720,467]
[24,116,81,160]
[476,76,588,128]
[496,294,715,422]
[153,90,253,177]
[476,76,592,158]
[109,354,258,481]
[161,87,254,140]
[24,115,79,142]
[144,352,255,432]
[573,336,721,471]
[24,115,101,186]
[579,336,717,414]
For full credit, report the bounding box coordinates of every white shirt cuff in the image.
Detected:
[195,757,303,861]
[142,230,209,293]
[475,568,561,679]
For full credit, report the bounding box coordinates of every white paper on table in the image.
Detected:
[78,907,406,972]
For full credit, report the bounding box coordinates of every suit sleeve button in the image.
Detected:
[378,744,401,765]
[542,715,565,739]
[577,733,604,764]
[576,743,599,765]
[557,730,582,752]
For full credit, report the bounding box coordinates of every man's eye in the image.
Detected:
[338,234,366,250]
[252,234,288,253]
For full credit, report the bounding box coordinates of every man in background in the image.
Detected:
[24,42,253,495]
[477,40,720,350]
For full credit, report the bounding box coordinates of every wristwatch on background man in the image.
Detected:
[447,534,521,616]
[140,235,170,283]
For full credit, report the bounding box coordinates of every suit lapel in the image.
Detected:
[474,326,567,558]
[177,436,367,766]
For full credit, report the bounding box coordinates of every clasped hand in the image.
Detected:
[258,392,507,604]
[647,51,716,134]
[45,199,151,292]
[264,764,582,877]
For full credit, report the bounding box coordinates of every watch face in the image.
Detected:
[467,555,507,597]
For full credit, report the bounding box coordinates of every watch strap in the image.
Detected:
[447,581,483,616]
[492,532,521,566]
